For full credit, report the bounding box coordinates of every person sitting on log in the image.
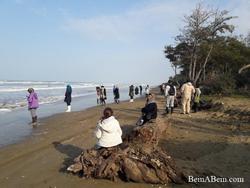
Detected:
[95,107,123,149]
[137,93,158,126]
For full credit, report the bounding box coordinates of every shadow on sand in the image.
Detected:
[52,141,83,172]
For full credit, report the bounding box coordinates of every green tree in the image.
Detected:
[165,3,235,85]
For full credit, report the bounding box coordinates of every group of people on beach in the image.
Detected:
[26,83,157,153]
[161,80,201,115]
[94,81,160,150]
[96,86,107,105]
[26,84,73,125]
[94,80,202,150]
[26,84,150,126]
[26,79,200,131]
[129,85,146,102]
[95,92,158,149]
[96,84,148,105]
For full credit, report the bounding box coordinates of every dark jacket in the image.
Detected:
[129,85,134,96]
[114,87,120,99]
[141,101,157,122]
[139,86,143,94]
[135,87,139,95]
[64,85,72,105]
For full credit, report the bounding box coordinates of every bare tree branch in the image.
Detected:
[239,64,250,74]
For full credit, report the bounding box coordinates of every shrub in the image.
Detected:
[201,74,236,95]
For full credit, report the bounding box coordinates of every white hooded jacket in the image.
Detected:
[95,116,122,147]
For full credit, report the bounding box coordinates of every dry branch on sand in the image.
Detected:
[67,119,187,184]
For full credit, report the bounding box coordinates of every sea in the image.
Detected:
[0,80,139,148]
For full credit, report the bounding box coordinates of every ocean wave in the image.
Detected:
[0,80,115,86]
[0,85,99,93]
[0,83,119,93]
[0,92,97,110]
[0,80,66,85]
[0,80,114,86]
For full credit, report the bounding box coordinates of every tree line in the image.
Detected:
[164,3,250,95]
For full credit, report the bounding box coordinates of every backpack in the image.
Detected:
[168,85,175,96]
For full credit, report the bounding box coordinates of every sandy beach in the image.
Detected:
[0,90,250,188]
[0,86,131,148]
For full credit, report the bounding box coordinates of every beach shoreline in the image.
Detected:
[0,96,155,188]
[0,87,136,148]
[0,91,249,188]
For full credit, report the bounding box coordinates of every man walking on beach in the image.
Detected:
[165,80,176,114]
[181,81,195,114]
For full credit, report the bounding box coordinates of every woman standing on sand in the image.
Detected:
[95,107,122,149]
[64,85,72,112]
[27,88,39,125]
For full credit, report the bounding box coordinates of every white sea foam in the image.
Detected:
[0,108,12,113]
[0,84,99,93]
[35,92,97,105]
[0,81,117,112]
[0,92,97,110]
[0,80,66,85]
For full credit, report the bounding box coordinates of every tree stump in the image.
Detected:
[67,119,187,184]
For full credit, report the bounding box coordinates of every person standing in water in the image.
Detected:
[64,85,72,112]
[27,88,39,125]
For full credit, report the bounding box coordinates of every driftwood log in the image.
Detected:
[67,119,187,184]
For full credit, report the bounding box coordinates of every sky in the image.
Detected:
[0,0,249,85]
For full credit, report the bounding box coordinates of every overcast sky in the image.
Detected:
[0,0,249,85]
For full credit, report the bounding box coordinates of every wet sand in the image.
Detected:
[0,88,131,148]
[0,92,249,188]
[0,97,159,188]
